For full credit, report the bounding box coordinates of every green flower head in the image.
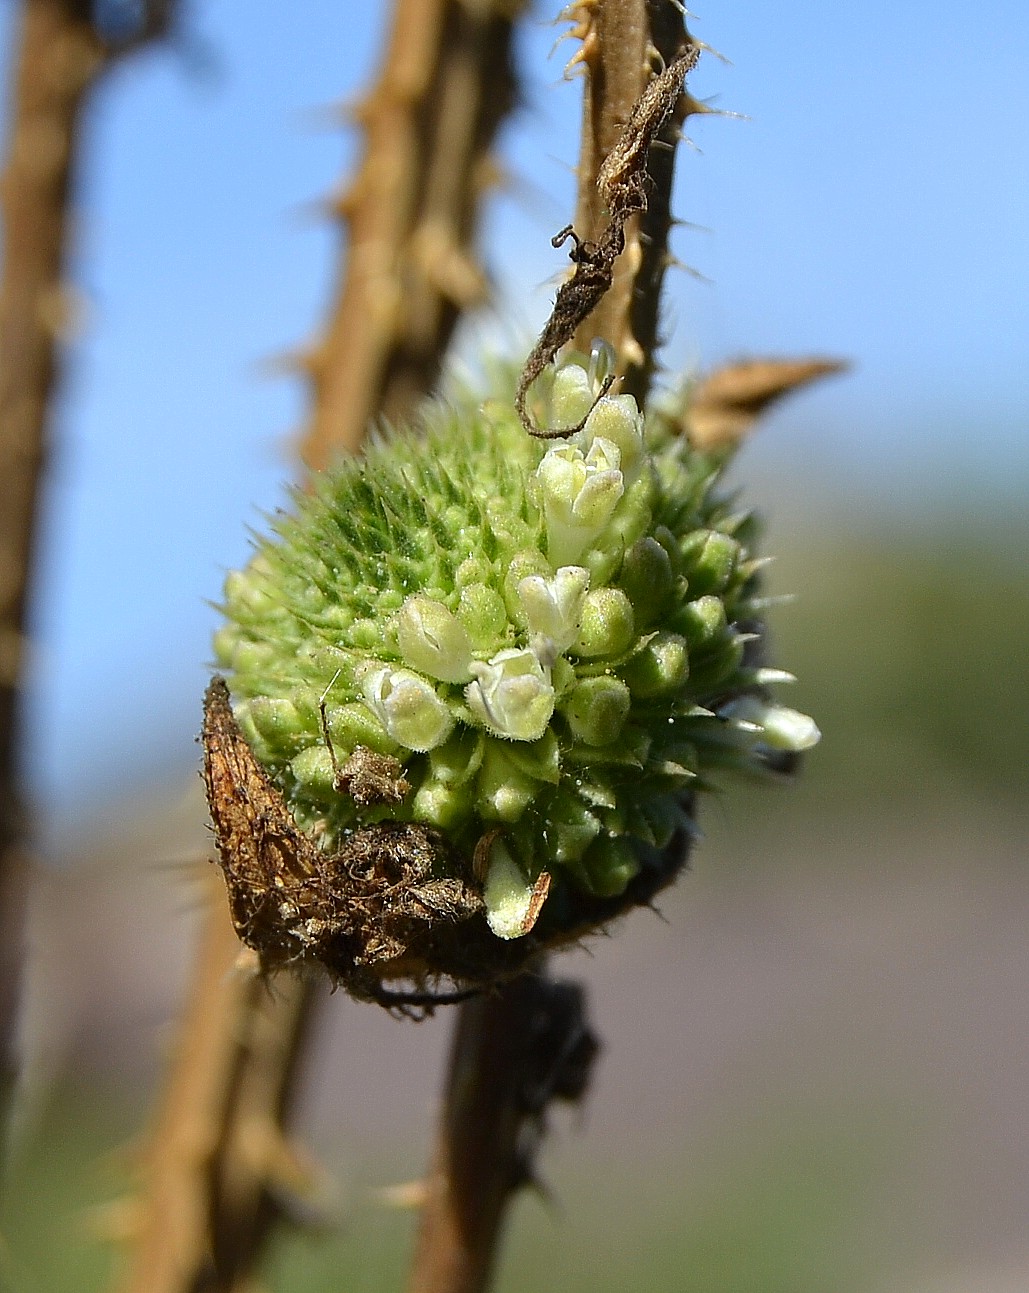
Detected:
[213,356,817,948]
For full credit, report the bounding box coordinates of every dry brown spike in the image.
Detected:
[299,0,528,468]
[202,677,486,999]
[686,356,849,452]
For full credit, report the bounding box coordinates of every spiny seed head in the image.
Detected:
[215,357,818,942]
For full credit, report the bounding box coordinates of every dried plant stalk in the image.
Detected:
[114,871,313,1293]
[299,0,526,468]
[408,976,598,1293]
[0,0,179,1123]
[516,43,697,437]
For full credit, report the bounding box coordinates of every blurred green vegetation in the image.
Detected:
[740,514,1029,823]
[3,1085,911,1293]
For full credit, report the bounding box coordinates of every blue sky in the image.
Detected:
[1,1,1026,833]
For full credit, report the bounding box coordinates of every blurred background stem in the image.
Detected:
[0,0,179,1147]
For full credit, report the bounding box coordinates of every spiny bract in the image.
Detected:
[214,357,818,940]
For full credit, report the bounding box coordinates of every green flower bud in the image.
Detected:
[687,631,746,696]
[454,555,493,588]
[561,675,631,745]
[679,594,727,652]
[575,835,642,897]
[321,700,393,754]
[410,778,465,830]
[619,536,674,628]
[476,744,539,821]
[539,786,602,863]
[621,631,690,698]
[223,561,277,617]
[247,696,305,752]
[289,744,335,797]
[394,596,474,682]
[582,393,645,478]
[681,529,741,596]
[457,582,508,649]
[548,361,595,428]
[573,588,635,658]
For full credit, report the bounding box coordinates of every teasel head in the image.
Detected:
[205,353,818,1003]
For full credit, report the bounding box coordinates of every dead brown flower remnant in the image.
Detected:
[515,42,700,439]
[202,677,485,1008]
[332,745,412,807]
[685,357,849,452]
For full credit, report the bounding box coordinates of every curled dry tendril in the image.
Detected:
[515,44,700,438]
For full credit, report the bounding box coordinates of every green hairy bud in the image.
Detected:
[213,357,818,957]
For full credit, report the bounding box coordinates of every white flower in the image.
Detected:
[361,667,453,751]
[394,595,473,682]
[483,837,550,939]
[536,437,624,566]
[582,393,645,478]
[721,695,821,752]
[465,648,555,741]
[517,566,590,666]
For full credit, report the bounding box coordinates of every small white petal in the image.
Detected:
[484,838,550,940]
[517,566,590,665]
[362,667,453,751]
[721,696,821,752]
[465,648,555,742]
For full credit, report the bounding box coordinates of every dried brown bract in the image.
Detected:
[685,356,849,452]
[202,677,485,1004]
[332,742,411,807]
[515,43,700,437]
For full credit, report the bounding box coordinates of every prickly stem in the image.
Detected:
[299,0,527,470]
[567,0,699,404]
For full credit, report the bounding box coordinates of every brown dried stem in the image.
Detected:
[298,0,526,469]
[408,6,706,1292]
[114,872,314,1293]
[568,0,705,403]
[408,975,598,1293]
[0,0,178,1128]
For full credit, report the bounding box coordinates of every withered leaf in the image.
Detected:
[202,677,484,997]
[686,356,849,451]
[334,744,411,806]
[516,44,700,438]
